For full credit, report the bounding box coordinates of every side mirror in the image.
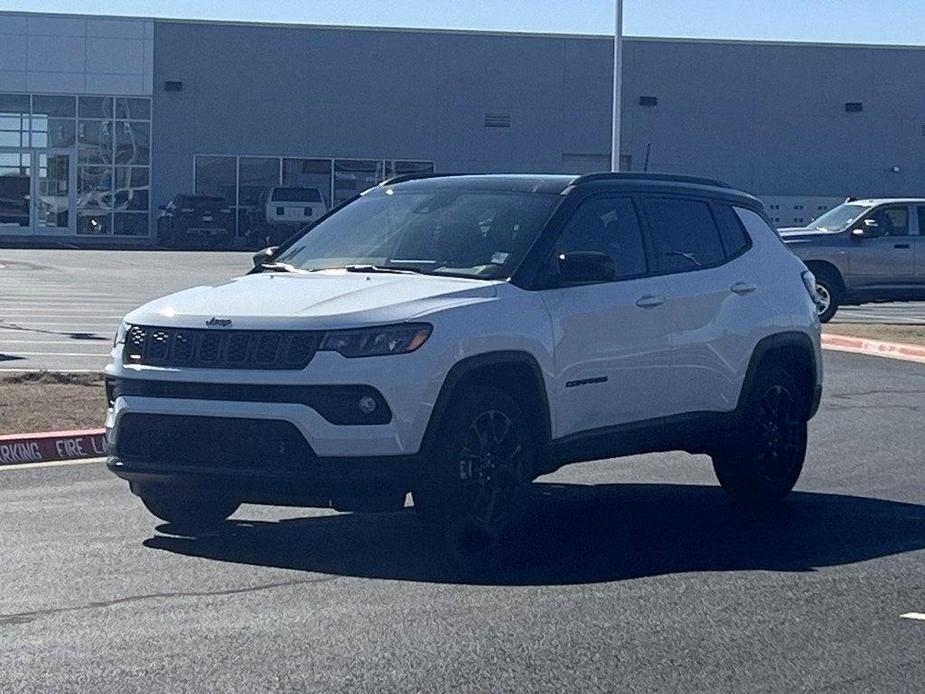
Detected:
[252,246,279,268]
[558,251,616,284]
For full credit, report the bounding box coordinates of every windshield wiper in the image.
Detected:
[260,262,307,274]
[342,264,427,275]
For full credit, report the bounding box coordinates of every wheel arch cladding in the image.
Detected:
[422,351,552,457]
[739,332,819,419]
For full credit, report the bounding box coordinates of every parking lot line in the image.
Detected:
[901,613,925,621]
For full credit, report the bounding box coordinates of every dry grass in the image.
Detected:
[824,324,925,346]
[0,372,106,435]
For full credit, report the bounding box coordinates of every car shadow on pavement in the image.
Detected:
[143,482,925,586]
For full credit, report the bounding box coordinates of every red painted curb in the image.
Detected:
[822,334,925,364]
[0,429,107,466]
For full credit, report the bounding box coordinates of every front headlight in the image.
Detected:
[113,320,129,347]
[319,323,432,358]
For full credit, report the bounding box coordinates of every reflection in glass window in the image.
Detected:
[115,98,151,120]
[33,95,75,117]
[114,166,150,211]
[77,211,112,235]
[194,156,237,204]
[0,153,31,228]
[78,96,113,119]
[282,159,332,208]
[78,120,114,164]
[385,161,435,180]
[114,213,149,236]
[115,121,150,165]
[78,167,114,210]
[333,160,383,208]
[0,94,29,116]
[238,157,280,208]
[31,118,77,148]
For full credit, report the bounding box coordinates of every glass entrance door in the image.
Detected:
[0,151,31,235]
[0,150,74,235]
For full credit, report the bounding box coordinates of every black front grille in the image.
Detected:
[124,326,319,370]
[116,414,315,471]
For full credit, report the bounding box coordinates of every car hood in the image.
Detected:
[779,228,837,243]
[125,271,500,330]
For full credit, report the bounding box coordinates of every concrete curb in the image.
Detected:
[0,429,107,467]
[822,334,925,365]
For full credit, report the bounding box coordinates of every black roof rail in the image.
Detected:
[379,172,459,187]
[573,172,735,189]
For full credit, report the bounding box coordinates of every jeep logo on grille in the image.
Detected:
[206,317,233,328]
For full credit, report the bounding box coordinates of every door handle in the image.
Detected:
[635,294,666,308]
[730,281,757,295]
[894,243,910,249]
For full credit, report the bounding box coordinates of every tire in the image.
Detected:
[139,487,239,531]
[414,386,536,574]
[813,269,841,323]
[712,365,808,505]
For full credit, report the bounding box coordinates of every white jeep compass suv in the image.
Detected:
[105,173,823,562]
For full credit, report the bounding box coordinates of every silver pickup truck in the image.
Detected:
[780,198,925,321]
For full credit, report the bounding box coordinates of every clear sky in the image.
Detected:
[0,0,923,45]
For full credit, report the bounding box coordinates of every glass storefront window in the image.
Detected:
[385,161,436,179]
[77,211,111,236]
[78,166,113,211]
[282,158,332,209]
[78,96,113,119]
[114,121,150,165]
[333,160,383,208]
[30,118,77,149]
[114,166,149,211]
[78,120,114,164]
[194,155,237,204]
[115,98,151,121]
[113,212,149,236]
[33,95,75,118]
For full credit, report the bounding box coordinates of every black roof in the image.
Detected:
[378,172,759,206]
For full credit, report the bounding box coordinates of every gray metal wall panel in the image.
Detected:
[151,20,925,211]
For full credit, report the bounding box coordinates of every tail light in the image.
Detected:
[801,270,824,308]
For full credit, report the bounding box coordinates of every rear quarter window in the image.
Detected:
[643,197,726,273]
[713,204,752,257]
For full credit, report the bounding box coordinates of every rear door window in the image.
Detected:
[642,198,726,273]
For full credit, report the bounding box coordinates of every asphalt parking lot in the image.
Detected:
[1,349,923,692]
[2,249,925,373]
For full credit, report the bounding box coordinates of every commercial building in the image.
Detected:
[2,10,924,246]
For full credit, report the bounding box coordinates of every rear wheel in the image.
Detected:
[712,365,808,505]
[139,487,239,531]
[414,387,536,574]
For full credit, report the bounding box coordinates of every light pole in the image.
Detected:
[611,0,624,172]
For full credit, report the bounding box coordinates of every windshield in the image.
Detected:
[274,188,561,279]
[807,203,871,232]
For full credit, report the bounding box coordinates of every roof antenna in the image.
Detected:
[643,143,652,172]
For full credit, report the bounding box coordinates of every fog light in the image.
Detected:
[358,396,378,415]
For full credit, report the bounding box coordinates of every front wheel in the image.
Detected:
[414,387,536,573]
[712,365,808,505]
[139,487,239,531]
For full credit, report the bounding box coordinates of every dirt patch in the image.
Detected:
[824,324,925,347]
[0,372,106,435]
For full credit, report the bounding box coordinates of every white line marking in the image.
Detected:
[0,340,110,345]
[901,613,925,621]
[0,457,106,472]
